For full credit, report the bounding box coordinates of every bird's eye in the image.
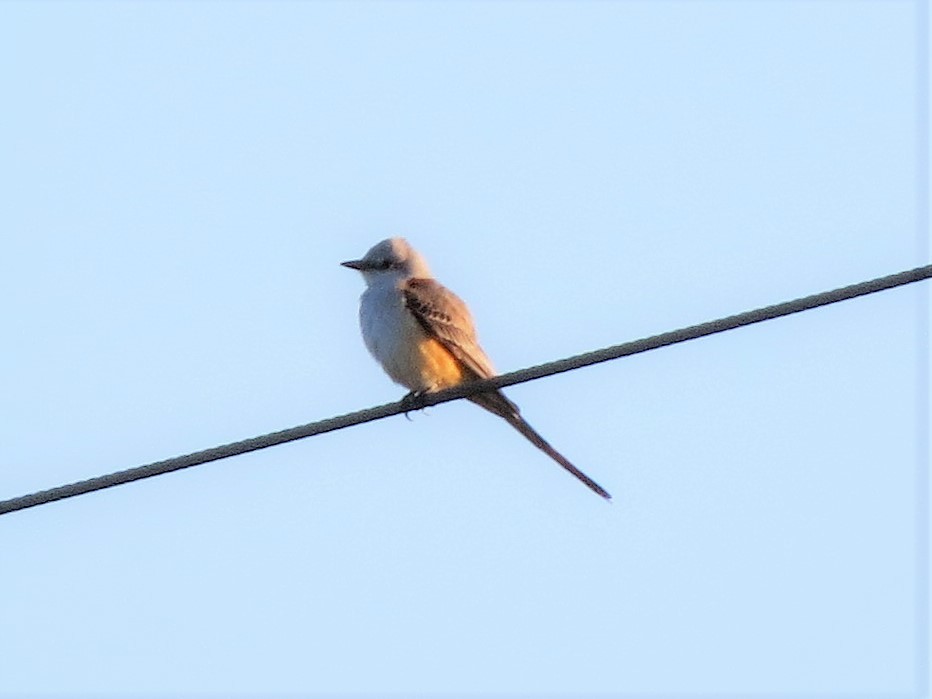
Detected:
[375,259,392,270]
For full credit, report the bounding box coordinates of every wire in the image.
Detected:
[1,263,929,517]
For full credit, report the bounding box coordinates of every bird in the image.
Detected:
[341,237,610,500]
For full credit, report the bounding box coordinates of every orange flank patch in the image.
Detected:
[417,337,465,389]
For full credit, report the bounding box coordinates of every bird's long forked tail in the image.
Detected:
[469,391,612,501]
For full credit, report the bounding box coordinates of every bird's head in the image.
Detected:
[341,238,432,284]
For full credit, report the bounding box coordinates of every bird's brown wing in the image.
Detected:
[402,277,498,381]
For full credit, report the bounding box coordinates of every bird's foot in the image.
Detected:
[400,391,428,420]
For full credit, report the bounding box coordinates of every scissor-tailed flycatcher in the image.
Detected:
[342,237,610,500]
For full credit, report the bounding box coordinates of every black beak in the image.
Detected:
[341,259,366,270]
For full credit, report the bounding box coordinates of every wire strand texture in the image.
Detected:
[1,264,930,517]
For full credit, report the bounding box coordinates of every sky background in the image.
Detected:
[0,1,928,696]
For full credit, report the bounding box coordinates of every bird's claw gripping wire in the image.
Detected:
[400,391,428,420]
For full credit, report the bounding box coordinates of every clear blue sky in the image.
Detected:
[0,1,927,695]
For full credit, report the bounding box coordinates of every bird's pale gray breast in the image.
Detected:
[358,282,428,389]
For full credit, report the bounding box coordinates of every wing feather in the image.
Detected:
[402,278,497,380]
